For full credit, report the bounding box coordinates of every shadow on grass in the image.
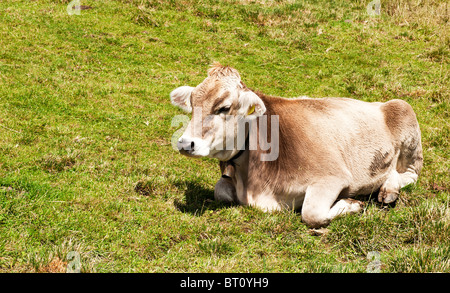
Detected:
[354,189,398,209]
[172,181,401,216]
[173,180,235,216]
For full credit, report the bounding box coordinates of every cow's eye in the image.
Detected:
[216,106,230,115]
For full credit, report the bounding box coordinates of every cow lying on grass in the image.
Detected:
[170,63,423,228]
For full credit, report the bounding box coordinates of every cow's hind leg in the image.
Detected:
[379,99,423,204]
[378,167,420,204]
[301,179,364,228]
[378,170,401,204]
[379,138,423,204]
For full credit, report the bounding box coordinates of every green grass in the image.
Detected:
[0,0,449,272]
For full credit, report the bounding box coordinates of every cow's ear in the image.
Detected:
[238,90,266,117]
[170,86,194,113]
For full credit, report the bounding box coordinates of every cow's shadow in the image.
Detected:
[349,190,399,211]
[173,180,235,216]
[173,180,395,217]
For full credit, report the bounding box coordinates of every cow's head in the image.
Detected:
[170,64,266,161]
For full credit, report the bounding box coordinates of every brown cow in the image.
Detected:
[170,63,423,228]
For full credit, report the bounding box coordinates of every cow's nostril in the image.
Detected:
[177,138,194,152]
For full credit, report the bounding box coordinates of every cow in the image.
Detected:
[170,63,423,228]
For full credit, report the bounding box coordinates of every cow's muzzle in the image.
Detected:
[177,137,195,155]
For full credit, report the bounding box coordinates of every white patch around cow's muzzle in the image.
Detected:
[177,135,211,157]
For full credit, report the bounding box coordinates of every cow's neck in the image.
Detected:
[223,90,299,202]
[247,92,301,191]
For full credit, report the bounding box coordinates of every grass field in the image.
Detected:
[0,0,448,272]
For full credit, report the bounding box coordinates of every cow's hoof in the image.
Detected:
[378,187,399,204]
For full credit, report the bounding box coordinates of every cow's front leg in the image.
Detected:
[214,177,236,203]
[301,179,363,228]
